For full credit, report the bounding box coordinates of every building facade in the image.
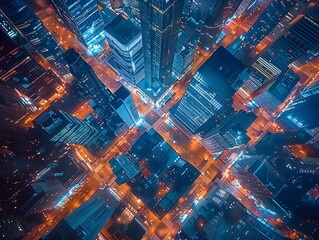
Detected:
[52,0,105,47]
[252,69,300,110]
[110,87,140,128]
[35,109,101,146]
[104,15,144,85]
[0,0,69,77]
[138,0,185,91]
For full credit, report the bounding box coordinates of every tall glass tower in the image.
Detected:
[138,0,185,91]
[0,0,67,75]
[52,0,105,48]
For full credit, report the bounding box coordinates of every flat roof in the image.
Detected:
[195,47,246,98]
[104,15,140,46]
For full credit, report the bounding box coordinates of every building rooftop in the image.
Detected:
[195,47,246,99]
[113,129,200,218]
[110,86,130,109]
[104,15,140,46]
[101,8,117,25]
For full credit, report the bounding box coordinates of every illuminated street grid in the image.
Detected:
[1,0,319,240]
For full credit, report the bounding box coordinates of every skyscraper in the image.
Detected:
[110,87,140,128]
[252,69,300,110]
[237,0,311,68]
[14,180,64,214]
[34,109,101,146]
[259,7,319,72]
[170,47,245,134]
[199,0,242,50]
[235,68,267,99]
[202,111,256,153]
[276,93,319,131]
[187,0,213,27]
[172,30,196,79]
[110,154,142,184]
[300,81,319,97]
[63,49,111,109]
[104,15,144,85]
[244,0,295,48]
[139,0,185,91]
[52,0,105,48]
[0,30,62,107]
[0,0,68,76]
[44,189,120,240]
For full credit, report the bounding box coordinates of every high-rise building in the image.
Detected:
[188,0,213,27]
[0,0,68,76]
[52,0,105,48]
[202,111,256,153]
[301,81,319,97]
[172,0,213,80]
[44,188,120,240]
[13,180,64,214]
[63,49,111,109]
[170,47,245,134]
[250,56,282,80]
[235,68,267,99]
[249,158,286,197]
[139,0,185,91]
[255,130,312,154]
[172,30,196,79]
[0,30,62,107]
[244,0,295,48]
[63,49,127,133]
[276,93,319,131]
[233,0,254,17]
[252,69,300,110]
[260,7,319,72]
[124,0,140,22]
[110,87,140,128]
[199,0,242,50]
[238,0,311,68]
[104,15,144,85]
[34,109,101,146]
[110,154,142,184]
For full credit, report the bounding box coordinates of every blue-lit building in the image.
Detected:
[301,81,319,98]
[244,0,294,48]
[63,49,112,110]
[63,49,126,135]
[110,154,141,184]
[172,30,196,79]
[110,87,140,128]
[0,0,69,77]
[234,68,267,99]
[171,47,245,134]
[0,30,62,107]
[138,0,184,91]
[202,111,256,153]
[252,69,300,111]
[119,129,199,218]
[250,2,318,79]
[249,158,286,197]
[260,7,319,71]
[104,15,144,85]
[13,180,65,214]
[187,0,213,28]
[34,109,101,146]
[199,0,242,50]
[52,0,105,48]
[44,188,120,240]
[276,92,319,131]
